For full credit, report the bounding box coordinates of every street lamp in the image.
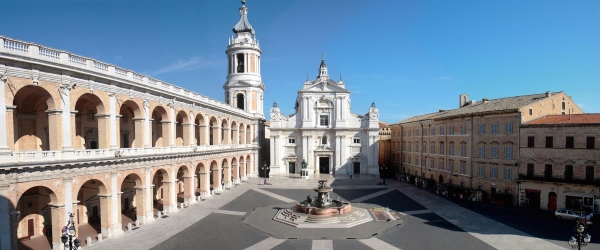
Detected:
[261,162,270,185]
[379,165,388,185]
[61,212,81,250]
[568,220,591,249]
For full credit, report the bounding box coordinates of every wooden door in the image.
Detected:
[27,219,34,237]
[353,162,360,174]
[549,192,557,211]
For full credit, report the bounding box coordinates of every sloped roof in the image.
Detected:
[394,92,563,124]
[524,114,600,126]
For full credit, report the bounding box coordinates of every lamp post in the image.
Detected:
[261,162,270,185]
[61,213,81,250]
[379,165,388,185]
[569,219,591,250]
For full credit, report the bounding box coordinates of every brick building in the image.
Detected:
[390,92,582,205]
[520,114,600,213]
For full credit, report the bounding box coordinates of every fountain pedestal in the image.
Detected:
[301,169,309,179]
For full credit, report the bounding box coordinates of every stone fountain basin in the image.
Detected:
[313,187,333,192]
[295,203,351,215]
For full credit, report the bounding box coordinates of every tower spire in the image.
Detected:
[317,54,328,79]
[233,0,254,35]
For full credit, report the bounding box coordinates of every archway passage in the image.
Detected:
[16,186,59,250]
[75,179,109,247]
[221,119,230,144]
[246,155,252,176]
[120,173,144,231]
[176,165,193,206]
[118,100,143,148]
[209,117,218,145]
[210,161,221,192]
[195,114,206,146]
[175,111,189,147]
[12,86,57,151]
[232,157,239,184]
[195,163,208,199]
[74,93,106,150]
[151,106,169,147]
[152,169,171,215]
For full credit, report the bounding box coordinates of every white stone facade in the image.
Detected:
[269,59,379,176]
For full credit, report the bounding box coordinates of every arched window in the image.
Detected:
[236,93,244,110]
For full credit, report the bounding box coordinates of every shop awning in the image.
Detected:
[564,192,596,198]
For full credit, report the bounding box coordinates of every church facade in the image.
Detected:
[269,59,379,176]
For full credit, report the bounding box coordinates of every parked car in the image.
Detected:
[555,209,593,225]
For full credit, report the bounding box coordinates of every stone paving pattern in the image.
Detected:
[83,175,582,250]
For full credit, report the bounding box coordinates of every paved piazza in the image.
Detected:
[82,175,577,250]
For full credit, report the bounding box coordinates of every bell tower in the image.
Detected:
[224,0,264,117]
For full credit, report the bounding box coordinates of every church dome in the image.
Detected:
[233,1,255,35]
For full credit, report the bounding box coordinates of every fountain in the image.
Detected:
[295,180,351,215]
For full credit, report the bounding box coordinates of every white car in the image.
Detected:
[555,209,581,220]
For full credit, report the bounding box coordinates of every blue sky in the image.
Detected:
[3,0,599,123]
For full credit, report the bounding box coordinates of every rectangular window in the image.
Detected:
[479,124,485,134]
[491,123,498,134]
[415,157,419,166]
[88,109,95,121]
[505,168,512,180]
[431,128,435,136]
[527,136,535,148]
[439,159,444,170]
[544,164,552,178]
[505,146,512,159]
[527,164,534,177]
[586,166,595,181]
[449,161,454,173]
[423,129,427,136]
[430,159,434,168]
[478,166,485,177]
[545,136,553,148]
[460,144,466,157]
[529,109,533,115]
[460,163,465,174]
[461,125,466,135]
[565,165,573,180]
[440,126,445,135]
[506,122,513,134]
[449,125,454,135]
[587,137,595,149]
[415,144,419,152]
[416,129,420,136]
[440,144,444,154]
[491,146,498,158]
[478,146,485,158]
[562,102,566,110]
[288,137,295,144]
[319,115,329,126]
[353,138,360,144]
[431,144,435,154]
[491,167,497,178]
[564,136,574,149]
[449,144,454,156]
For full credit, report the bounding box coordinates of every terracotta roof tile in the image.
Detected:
[525,114,600,125]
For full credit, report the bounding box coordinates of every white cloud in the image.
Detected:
[153,57,219,75]
[437,76,451,80]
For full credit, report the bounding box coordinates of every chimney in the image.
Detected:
[546,91,551,97]
[482,98,490,103]
[459,94,468,107]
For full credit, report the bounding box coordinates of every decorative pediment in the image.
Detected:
[302,79,349,93]
[584,160,597,165]
[526,157,536,162]
[564,159,576,164]
[544,158,555,163]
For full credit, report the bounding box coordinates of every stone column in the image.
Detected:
[144,167,154,223]
[133,118,145,148]
[110,173,123,236]
[59,74,75,151]
[199,125,208,146]
[134,187,146,224]
[182,176,194,204]
[169,104,175,147]
[63,178,73,224]
[143,100,151,148]
[109,92,118,148]
[160,121,170,147]
[0,71,10,153]
[50,204,65,250]
[0,184,12,250]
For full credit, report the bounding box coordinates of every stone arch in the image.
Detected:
[175,110,190,146]
[231,121,238,144]
[73,178,111,243]
[152,168,171,214]
[231,157,239,183]
[151,106,170,147]
[209,116,219,145]
[239,122,245,144]
[195,163,208,197]
[176,165,193,204]
[16,186,60,248]
[119,173,144,230]
[11,85,59,151]
[74,93,108,149]
[210,160,220,191]
[221,118,230,144]
[118,100,143,148]
[194,113,206,146]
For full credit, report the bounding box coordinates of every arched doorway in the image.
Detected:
[74,179,110,247]
[152,168,172,214]
[548,192,557,211]
[151,106,169,147]
[12,86,57,151]
[120,173,144,231]
[74,93,106,149]
[16,186,59,249]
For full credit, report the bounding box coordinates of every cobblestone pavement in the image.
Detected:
[84,175,583,250]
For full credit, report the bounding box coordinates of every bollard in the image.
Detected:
[135,220,140,227]
[128,222,132,230]
[87,236,92,245]
[98,233,103,241]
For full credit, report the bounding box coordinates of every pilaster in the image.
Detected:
[109,92,118,148]
[60,73,74,151]
[0,69,10,153]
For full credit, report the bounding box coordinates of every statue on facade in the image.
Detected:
[301,159,307,169]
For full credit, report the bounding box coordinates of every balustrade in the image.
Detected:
[38,47,60,59]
